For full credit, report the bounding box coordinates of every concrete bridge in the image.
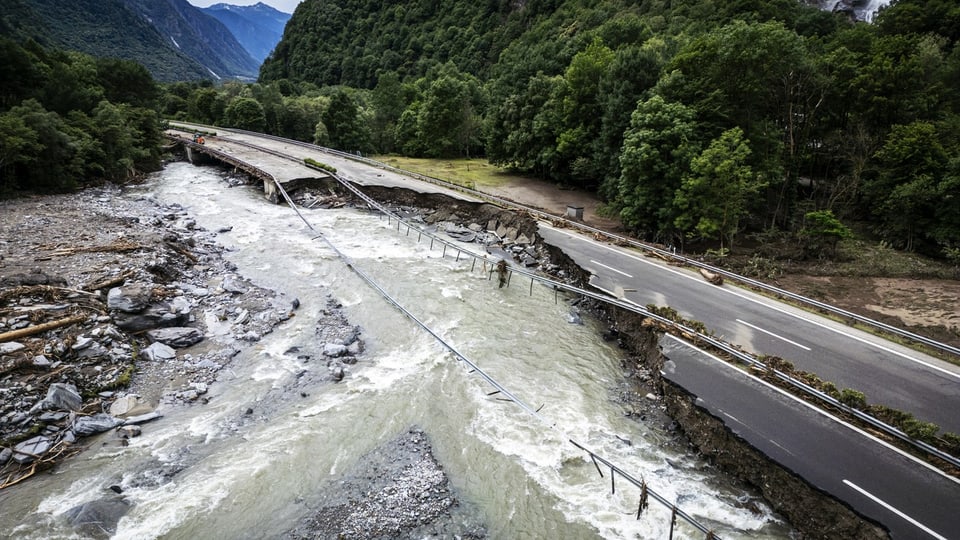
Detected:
[165,131,333,203]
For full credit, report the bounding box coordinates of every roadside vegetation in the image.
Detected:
[0,38,162,195]
[374,156,515,190]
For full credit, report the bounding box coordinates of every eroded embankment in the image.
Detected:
[544,238,890,540]
[332,180,890,539]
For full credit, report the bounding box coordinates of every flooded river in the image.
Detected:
[1,163,791,539]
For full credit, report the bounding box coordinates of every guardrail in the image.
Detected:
[172,123,960,360]
[265,151,724,539]
[166,122,960,471]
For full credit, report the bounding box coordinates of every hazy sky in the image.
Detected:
[187,0,303,15]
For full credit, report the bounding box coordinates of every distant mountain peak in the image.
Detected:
[200,2,291,64]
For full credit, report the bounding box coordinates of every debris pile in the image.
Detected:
[0,185,292,488]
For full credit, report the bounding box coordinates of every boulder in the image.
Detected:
[0,447,11,464]
[13,435,52,464]
[323,343,347,357]
[117,425,142,439]
[73,413,123,436]
[113,304,187,332]
[65,498,131,539]
[43,383,83,411]
[146,327,203,348]
[107,284,153,313]
[1,341,26,355]
[142,342,176,361]
[32,354,51,367]
[221,275,247,294]
[109,395,141,417]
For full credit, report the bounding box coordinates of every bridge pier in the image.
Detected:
[184,145,214,165]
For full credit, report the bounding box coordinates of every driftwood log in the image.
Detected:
[699,268,724,286]
[0,314,87,343]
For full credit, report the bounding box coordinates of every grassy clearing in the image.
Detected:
[373,156,526,189]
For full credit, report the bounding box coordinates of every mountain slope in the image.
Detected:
[201,2,291,63]
[259,0,532,87]
[0,0,210,82]
[123,0,260,79]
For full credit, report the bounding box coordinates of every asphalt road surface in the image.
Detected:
[539,223,960,434]
[662,336,959,539]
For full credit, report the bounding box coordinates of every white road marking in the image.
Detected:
[843,479,948,540]
[736,318,812,351]
[657,332,960,486]
[542,224,960,380]
[589,259,633,278]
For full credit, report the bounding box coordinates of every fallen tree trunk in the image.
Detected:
[0,314,87,343]
[699,268,724,285]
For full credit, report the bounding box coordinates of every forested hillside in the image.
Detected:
[0,39,163,194]
[179,0,960,262]
[0,0,210,82]
[0,0,262,82]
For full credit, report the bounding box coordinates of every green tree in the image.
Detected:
[189,88,225,125]
[616,95,701,240]
[799,209,851,259]
[96,58,158,109]
[868,121,949,251]
[370,71,405,153]
[415,67,483,158]
[322,89,369,152]
[486,73,565,178]
[0,111,41,193]
[674,127,765,250]
[5,99,79,192]
[555,38,614,188]
[597,45,663,200]
[224,97,266,132]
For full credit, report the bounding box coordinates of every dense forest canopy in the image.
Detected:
[257,0,952,259]
[0,38,163,194]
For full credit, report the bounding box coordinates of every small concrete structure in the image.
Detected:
[566,205,584,220]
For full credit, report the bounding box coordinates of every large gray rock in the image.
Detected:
[146,327,203,348]
[0,341,26,355]
[109,395,141,417]
[13,435,52,464]
[0,447,11,464]
[142,342,176,361]
[65,498,131,539]
[221,275,247,294]
[323,343,347,357]
[43,383,83,411]
[73,413,123,436]
[113,304,187,332]
[107,284,153,313]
